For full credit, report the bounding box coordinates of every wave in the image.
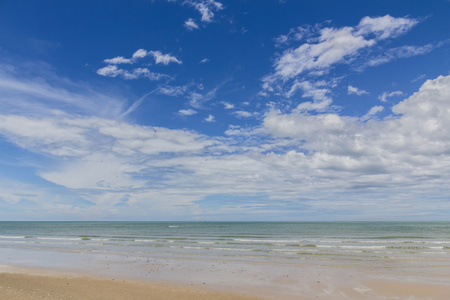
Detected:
[0,235,26,239]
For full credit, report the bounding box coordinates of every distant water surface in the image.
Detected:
[1,221,449,271]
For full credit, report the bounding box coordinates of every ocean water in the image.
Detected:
[1,221,449,271]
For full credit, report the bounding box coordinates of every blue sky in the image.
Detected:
[0,0,449,221]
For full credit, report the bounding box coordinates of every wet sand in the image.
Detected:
[1,245,450,300]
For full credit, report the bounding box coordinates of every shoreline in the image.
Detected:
[2,221,450,299]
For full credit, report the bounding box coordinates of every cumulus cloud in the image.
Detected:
[221,101,234,109]
[97,49,181,80]
[96,65,123,77]
[355,15,419,40]
[132,49,148,59]
[204,114,215,122]
[285,80,333,112]
[262,15,420,96]
[348,85,368,95]
[148,51,182,65]
[108,49,181,65]
[264,75,450,181]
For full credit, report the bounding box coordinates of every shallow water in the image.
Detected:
[1,221,449,271]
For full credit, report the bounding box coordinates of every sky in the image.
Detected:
[0,0,449,221]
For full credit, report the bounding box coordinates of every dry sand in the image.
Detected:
[0,272,267,300]
[1,267,450,300]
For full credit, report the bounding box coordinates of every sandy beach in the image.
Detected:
[1,263,450,300]
[0,270,265,300]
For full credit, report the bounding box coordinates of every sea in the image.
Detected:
[1,221,449,270]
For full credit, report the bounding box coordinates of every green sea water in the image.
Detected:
[0,221,449,268]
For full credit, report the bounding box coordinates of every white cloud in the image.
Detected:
[361,105,384,121]
[412,74,426,83]
[205,114,215,122]
[97,66,167,81]
[96,65,123,77]
[233,110,259,118]
[2,73,450,219]
[132,49,148,59]
[186,0,223,23]
[184,18,199,30]
[263,15,420,96]
[178,109,197,116]
[0,63,123,118]
[0,115,90,157]
[200,58,210,63]
[366,44,434,67]
[123,68,166,81]
[264,75,450,175]
[348,85,368,95]
[269,26,374,82]
[158,85,189,97]
[378,90,404,102]
[221,101,234,109]
[98,49,181,80]
[287,80,331,101]
[40,154,146,190]
[103,56,132,64]
[188,81,227,108]
[356,15,419,40]
[274,25,312,47]
[149,51,182,65]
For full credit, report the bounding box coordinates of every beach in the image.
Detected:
[1,222,450,299]
[1,263,450,300]
[0,268,263,300]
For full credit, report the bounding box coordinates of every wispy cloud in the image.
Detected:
[2,65,450,218]
[348,85,369,95]
[360,105,384,121]
[184,18,199,30]
[233,110,259,118]
[178,108,198,116]
[0,62,124,118]
[188,80,229,108]
[378,90,404,102]
[185,0,223,23]
[365,44,434,68]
